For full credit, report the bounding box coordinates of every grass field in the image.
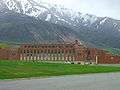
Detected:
[0,60,120,80]
[0,43,9,48]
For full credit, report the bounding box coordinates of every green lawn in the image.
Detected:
[0,60,120,80]
[0,43,9,48]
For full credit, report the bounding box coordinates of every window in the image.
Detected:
[27,50,29,53]
[30,50,33,53]
[44,50,47,53]
[27,54,29,56]
[66,46,68,48]
[48,50,50,53]
[51,50,53,53]
[37,50,39,54]
[58,49,61,53]
[52,46,55,48]
[35,46,37,48]
[62,50,64,53]
[72,49,75,53]
[34,50,36,54]
[59,46,62,48]
[41,50,43,53]
[24,50,26,53]
[48,46,51,48]
[12,53,16,55]
[54,50,57,53]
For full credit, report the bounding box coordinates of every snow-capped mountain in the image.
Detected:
[1,0,100,26]
[0,0,120,49]
[2,0,120,31]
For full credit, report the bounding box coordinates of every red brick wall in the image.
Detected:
[0,48,9,60]
[0,48,19,60]
[98,53,120,64]
[8,48,20,60]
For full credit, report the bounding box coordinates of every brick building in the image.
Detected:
[0,40,120,64]
[19,40,86,62]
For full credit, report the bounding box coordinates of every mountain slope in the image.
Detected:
[0,0,120,49]
[0,10,78,43]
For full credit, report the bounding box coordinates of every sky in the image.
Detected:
[38,0,120,20]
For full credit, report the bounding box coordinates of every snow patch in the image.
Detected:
[4,0,48,17]
[113,23,117,28]
[45,14,51,21]
[100,18,107,24]
[83,23,88,26]
[96,25,99,29]
[80,14,98,24]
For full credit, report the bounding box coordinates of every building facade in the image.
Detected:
[19,40,86,62]
[0,40,120,64]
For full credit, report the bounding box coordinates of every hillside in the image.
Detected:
[0,0,120,49]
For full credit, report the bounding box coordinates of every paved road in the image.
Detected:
[0,73,120,90]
